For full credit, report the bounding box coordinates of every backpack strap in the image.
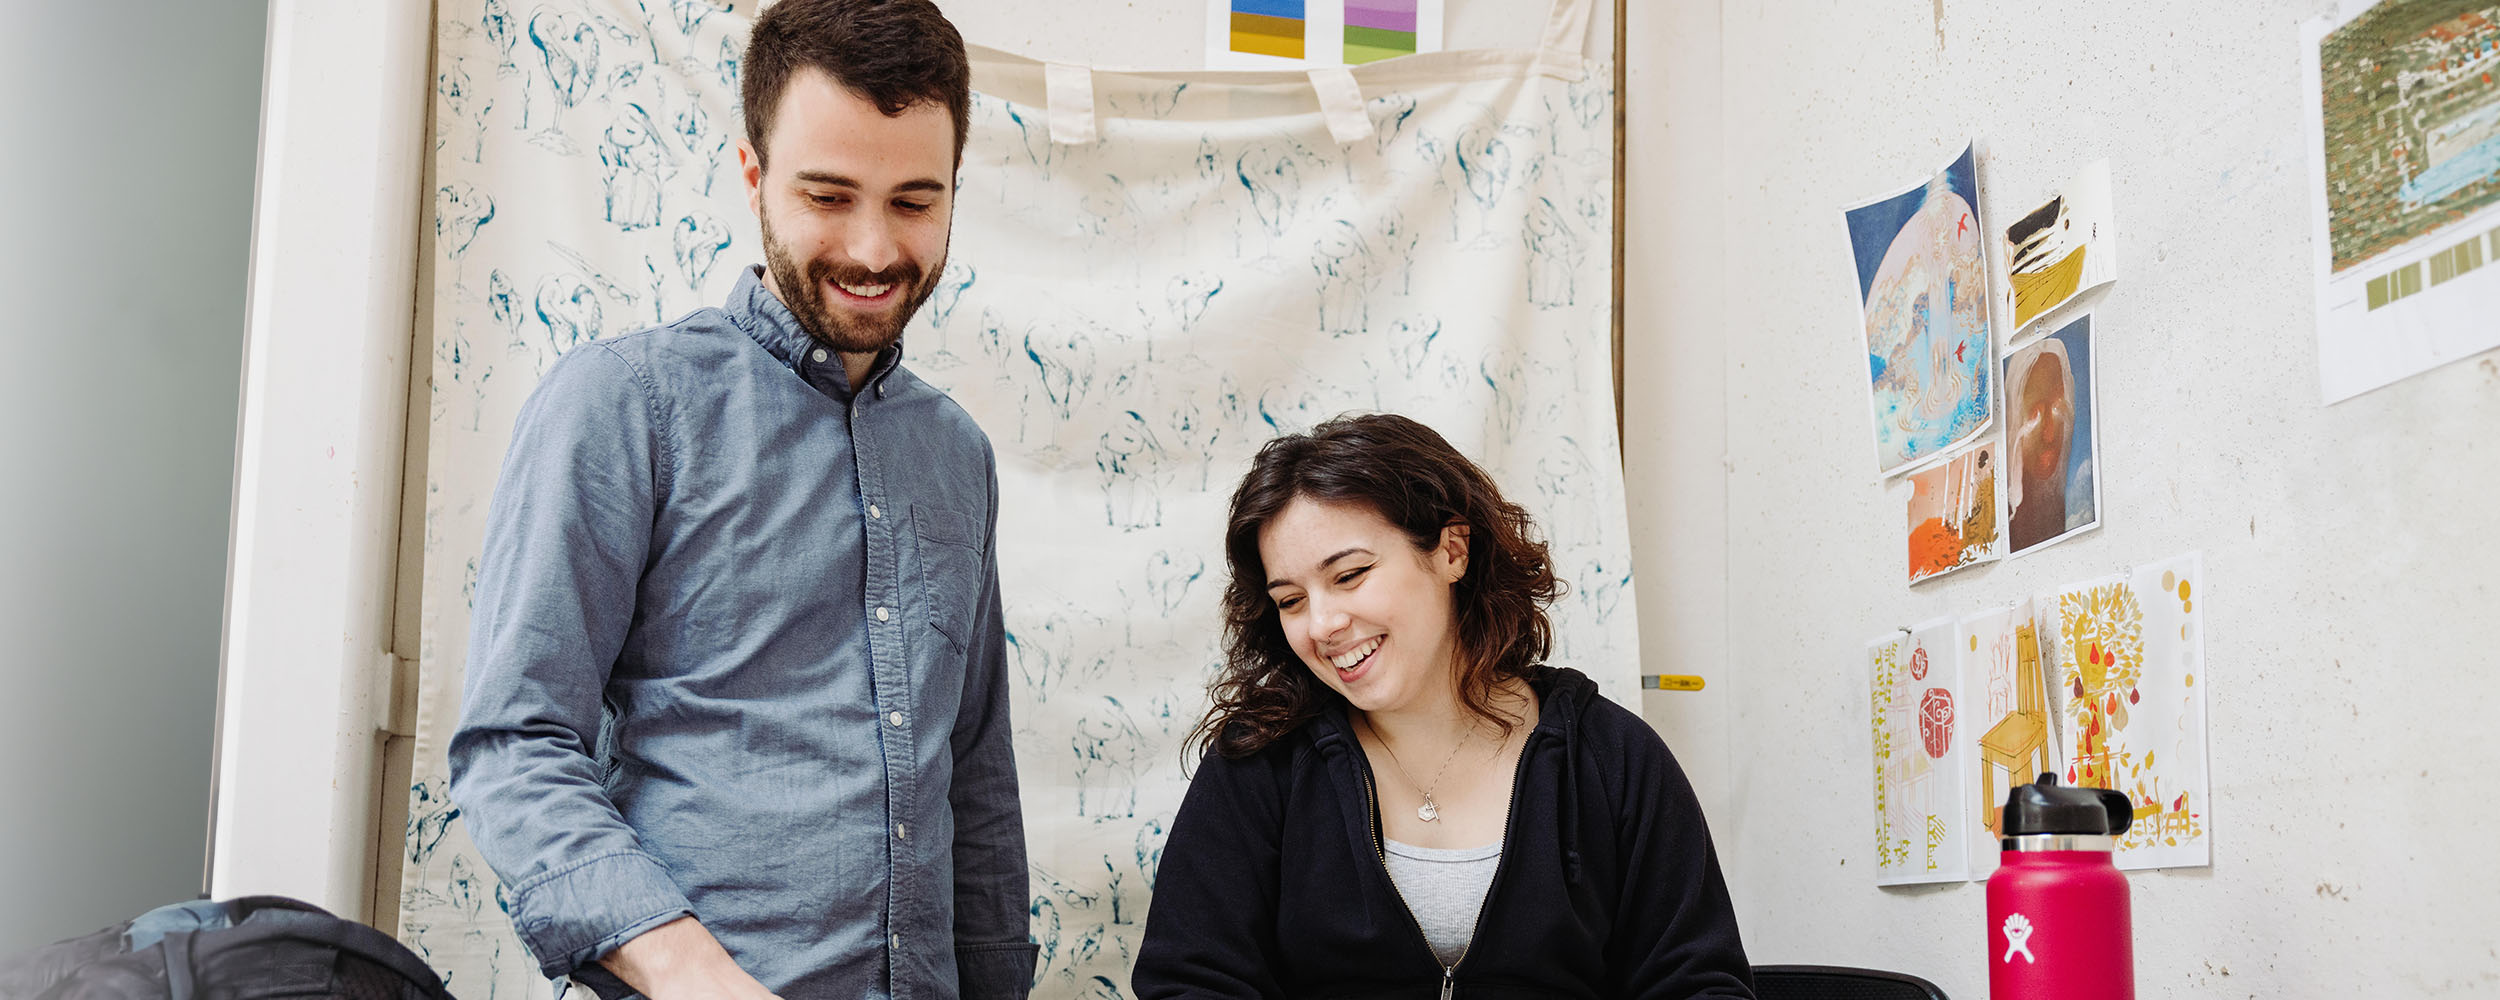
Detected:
[160,931,198,1000]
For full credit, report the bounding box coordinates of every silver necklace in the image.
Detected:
[1367,718,1472,823]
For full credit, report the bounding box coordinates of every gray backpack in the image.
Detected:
[0,896,453,1000]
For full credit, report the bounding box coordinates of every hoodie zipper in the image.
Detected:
[1360,726,1540,1000]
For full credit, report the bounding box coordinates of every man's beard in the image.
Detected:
[759,211,945,356]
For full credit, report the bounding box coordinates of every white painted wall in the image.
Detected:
[1627,0,2500,994]
[209,0,431,920]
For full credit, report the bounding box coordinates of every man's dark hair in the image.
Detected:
[741,0,972,166]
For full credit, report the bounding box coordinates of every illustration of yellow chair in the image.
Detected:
[1980,623,2051,835]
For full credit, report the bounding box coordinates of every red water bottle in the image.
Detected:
[1987,774,2135,1000]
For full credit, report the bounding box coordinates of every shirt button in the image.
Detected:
[811,348,828,363]
[888,711,905,727]
[876,606,890,622]
[890,933,902,950]
[895,823,910,840]
[869,504,882,519]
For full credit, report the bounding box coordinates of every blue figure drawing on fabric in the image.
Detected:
[1142,550,1204,616]
[1369,92,1417,154]
[669,211,731,289]
[524,7,600,152]
[929,260,979,329]
[1164,397,1224,488]
[710,35,740,90]
[1457,122,1515,246]
[590,5,659,70]
[1003,104,1057,180]
[665,0,715,38]
[1480,356,1527,441]
[438,59,493,164]
[484,269,526,357]
[600,103,676,231]
[1071,698,1146,818]
[481,0,522,79]
[1387,315,1441,377]
[1025,324,1097,422]
[440,322,494,431]
[1534,438,1602,536]
[1100,857,1133,925]
[1524,195,1584,308]
[531,272,600,362]
[1577,555,1633,625]
[407,777,459,865]
[1133,819,1168,890]
[1373,208,1423,293]
[1008,608,1078,702]
[1106,81,1186,120]
[1235,142,1307,262]
[435,182,495,291]
[1311,219,1377,336]
[1163,272,1222,329]
[547,240,643,317]
[672,102,731,195]
[1096,410,1166,531]
[1030,896,1063,986]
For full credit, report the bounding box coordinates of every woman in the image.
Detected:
[1134,413,1754,1000]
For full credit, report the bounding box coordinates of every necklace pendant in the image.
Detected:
[1417,798,1440,823]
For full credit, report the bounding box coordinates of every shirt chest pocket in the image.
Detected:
[912,504,984,650]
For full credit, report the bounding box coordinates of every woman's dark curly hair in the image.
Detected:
[1187,412,1563,760]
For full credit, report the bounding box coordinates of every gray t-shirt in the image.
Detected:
[1383,839,1503,967]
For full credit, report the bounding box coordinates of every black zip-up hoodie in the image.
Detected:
[1134,666,1755,1000]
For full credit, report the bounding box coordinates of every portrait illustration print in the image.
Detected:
[2004,314,2100,555]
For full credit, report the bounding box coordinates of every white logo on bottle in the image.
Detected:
[2001,913,2036,964]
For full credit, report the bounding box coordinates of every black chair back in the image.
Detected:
[1751,964,1950,1000]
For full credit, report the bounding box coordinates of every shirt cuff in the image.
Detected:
[957,941,1039,1000]
[505,850,694,979]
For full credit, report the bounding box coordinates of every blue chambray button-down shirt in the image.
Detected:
[449,266,1035,1000]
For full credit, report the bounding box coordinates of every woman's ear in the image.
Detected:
[1434,521,1470,582]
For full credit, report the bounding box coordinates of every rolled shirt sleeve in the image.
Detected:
[447,343,692,978]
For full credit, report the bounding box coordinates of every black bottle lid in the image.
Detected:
[2000,773,2133,837]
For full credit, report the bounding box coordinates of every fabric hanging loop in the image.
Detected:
[1306,67,1373,145]
[1045,62,1098,144]
[1537,0,1595,76]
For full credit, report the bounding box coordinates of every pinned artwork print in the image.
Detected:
[1207,0,1446,69]
[2045,553,2211,869]
[1845,143,1996,477]
[1868,619,1972,885]
[2004,314,2100,556]
[2302,0,2500,401]
[1906,441,2003,585]
[2002,159,2119,339]
[1958,601,2061,876]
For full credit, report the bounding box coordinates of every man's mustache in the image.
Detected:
[810,259,922,290]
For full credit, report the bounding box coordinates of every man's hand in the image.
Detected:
[599,916,784,1000]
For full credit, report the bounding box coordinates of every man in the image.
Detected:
[447,3,1033,998]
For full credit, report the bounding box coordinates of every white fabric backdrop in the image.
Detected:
[404,2,1628,996]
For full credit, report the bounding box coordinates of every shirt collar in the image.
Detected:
[728,265,902,399]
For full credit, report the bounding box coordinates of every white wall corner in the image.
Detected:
[211,0,432,920]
